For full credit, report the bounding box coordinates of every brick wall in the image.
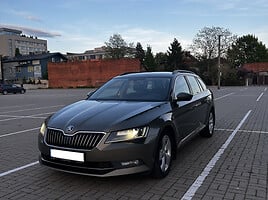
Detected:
[48,58,141,88]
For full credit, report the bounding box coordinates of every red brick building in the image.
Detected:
[48,58,141,88]
[242,62,268,85]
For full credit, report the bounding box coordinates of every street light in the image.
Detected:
[217,35,222,90]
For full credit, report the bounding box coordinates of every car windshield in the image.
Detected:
[89,77,171,101]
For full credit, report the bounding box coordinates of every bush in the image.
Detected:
[222,69,244,86]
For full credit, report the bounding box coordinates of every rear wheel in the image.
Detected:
[3,90,7,95]
[21,90,25,94]
[200,111,215,137]
[152,133,173,178]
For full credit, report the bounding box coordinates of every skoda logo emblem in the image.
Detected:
[66,125,75,133]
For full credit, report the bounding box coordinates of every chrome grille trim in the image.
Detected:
[45,128,105,150]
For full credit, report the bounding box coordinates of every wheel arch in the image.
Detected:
[159,125,178,160]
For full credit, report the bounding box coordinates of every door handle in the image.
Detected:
[193,102,202,108]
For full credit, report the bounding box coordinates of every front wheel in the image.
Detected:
[3,90,8,95]
[200,111,215,137]
[152,133,173,178]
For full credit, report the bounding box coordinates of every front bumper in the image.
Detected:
[39,154,150,177]
[38,132,157,177]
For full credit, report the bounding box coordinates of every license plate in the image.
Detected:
[50,149,84,162]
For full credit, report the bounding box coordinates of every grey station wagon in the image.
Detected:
[38,70,215,178]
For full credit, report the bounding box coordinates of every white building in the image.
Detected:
[0,27,47,57]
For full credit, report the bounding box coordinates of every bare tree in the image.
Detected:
[190,26,236,84]
[191,26,236,60]
[104,34,135,59]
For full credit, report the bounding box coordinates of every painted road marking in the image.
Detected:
[181,110,252,200]
[214,93,234,101]
[0,105,64,114]
[215,128,268,134]
[0,161,39,178]
[0,127,40,138]
[0,112,54,122]
[0,116,45,122]
[256,92,264,102]
[0,104,36,111]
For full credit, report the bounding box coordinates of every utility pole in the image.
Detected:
[217,35,222,90]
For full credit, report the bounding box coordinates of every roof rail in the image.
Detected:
[120,72,138,76]
[172,70,194,74]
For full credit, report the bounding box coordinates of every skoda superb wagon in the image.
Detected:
[38,70,215,178]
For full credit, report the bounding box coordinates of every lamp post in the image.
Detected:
[217,35,222,90]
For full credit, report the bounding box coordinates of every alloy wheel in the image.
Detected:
[208,112,214,135]
[159,135,172,173]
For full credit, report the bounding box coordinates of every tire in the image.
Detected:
[21,90,25,94]
[3,90,8,95]
[152,132,173,178]
[200,111,215,137]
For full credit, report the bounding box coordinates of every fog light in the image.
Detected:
[121,160,140,167]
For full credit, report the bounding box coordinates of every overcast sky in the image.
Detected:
[1,0,267,54]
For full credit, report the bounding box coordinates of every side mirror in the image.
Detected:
[175,92,193,101]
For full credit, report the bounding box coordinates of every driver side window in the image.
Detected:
[174,76,190,97]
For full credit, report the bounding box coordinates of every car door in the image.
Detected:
[185,75,208,130]
[12,85,19,93]
[6,85,13,93]
[172,75,197,138]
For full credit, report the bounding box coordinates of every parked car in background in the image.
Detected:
[0,84,26,95]
[38,70,215,178]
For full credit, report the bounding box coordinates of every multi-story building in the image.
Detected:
[2,52,67,82]
[0,27,47,57]
[66,47,106,61]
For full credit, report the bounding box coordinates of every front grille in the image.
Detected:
[45,129,104,150]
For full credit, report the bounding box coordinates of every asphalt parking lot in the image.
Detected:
[0,86,267,200]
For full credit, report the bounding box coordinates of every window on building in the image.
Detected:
[32,60,40,65]
[28,66,34,72]
[8,39,13,56]
[16,67,21,73]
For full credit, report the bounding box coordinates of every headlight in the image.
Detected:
[40,122,47,136]
[106,127,148,143]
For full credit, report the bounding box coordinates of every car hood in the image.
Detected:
[48,100,167,133]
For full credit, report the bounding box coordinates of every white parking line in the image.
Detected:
[0,116,46,122]
[181,110,252,200]
[0,112,54,122]
[0,104,64,114]
[31,112,55,117]
[214,93,234,101]
[0,127,40,138]
[215,128,268,134]
[0,104,36,110]
[0,161,39,178]
[256,92,264,102]
[215,128,234,132]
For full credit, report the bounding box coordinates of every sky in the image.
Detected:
[1,0,268,54]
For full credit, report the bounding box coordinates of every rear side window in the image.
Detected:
[186,76,201,95]
[197,77,207,91]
